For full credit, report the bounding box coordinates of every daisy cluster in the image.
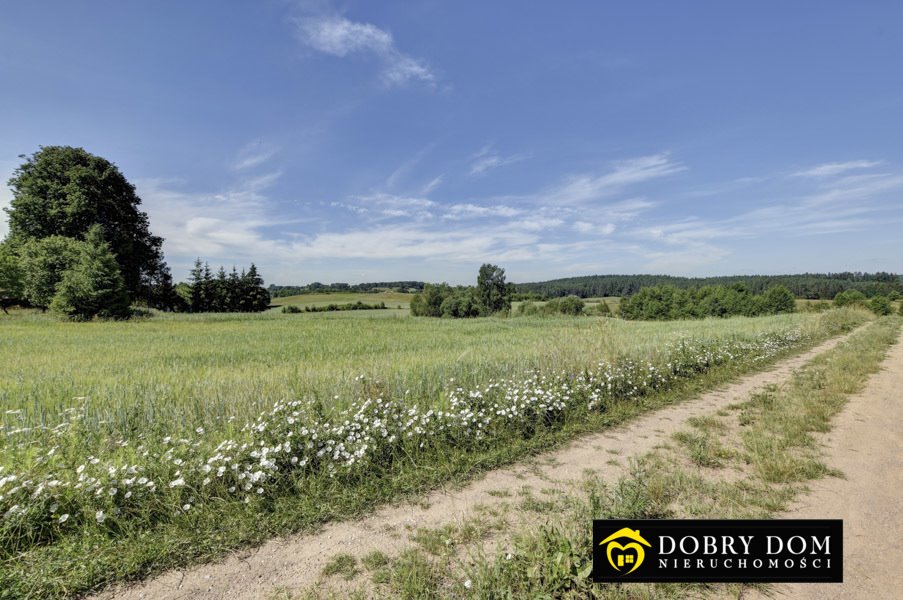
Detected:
[0,328,805,551]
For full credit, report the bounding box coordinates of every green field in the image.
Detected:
[1,308,826,441]
[0,307,869,598]
[269,291,415,311]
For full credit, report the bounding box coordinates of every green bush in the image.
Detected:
[761,285,796,314]
[48,227,131,321]
[869,295,892,316]
[545,295,585,315]
[282,305,302,313]
[834,289,867,308]
[620,284,796,321]
[593,300,612,316]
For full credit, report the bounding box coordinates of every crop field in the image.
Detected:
[0,307,868,597]
[269,291,414,310]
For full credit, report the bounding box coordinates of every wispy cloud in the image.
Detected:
[287,225,532,261]
[421,175,444,195]
[138,172,288,262]
[630,170,903,250]
[792,160,883,178]
[351,192,437,221]
[296,15,436,87]
[442,203,521,220]
[385,143,437,189]
[541,153,684,205]
[573,221,616,235]
[233,141,279,171]
[468,145,530,176]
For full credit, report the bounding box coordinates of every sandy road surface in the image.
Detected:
[743,331,903,600]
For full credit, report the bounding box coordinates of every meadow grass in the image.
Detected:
[268,291,414,310]
[1,309,827,443]
[0,308,869,598]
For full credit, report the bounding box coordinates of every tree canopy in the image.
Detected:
[185,259,271,313]
[5,146,172,304]
[410,264,512,318]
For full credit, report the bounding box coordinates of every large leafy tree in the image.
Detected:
[477,263,511,315]
[5,146,171,304]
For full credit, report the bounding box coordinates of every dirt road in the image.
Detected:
[95,331,866,600]
[743,331,903,600]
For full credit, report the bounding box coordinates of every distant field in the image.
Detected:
[268,291,414,310]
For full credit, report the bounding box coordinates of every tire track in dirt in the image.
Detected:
[95,330,861,600]
[741,328,903,600]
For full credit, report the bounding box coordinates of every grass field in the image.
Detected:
[0,307,869,598]
[0,308,823,442]
[269,291,414,311]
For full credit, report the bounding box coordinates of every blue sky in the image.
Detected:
[1,1,901,285]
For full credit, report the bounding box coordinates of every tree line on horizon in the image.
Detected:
[515,273,902,300]
[268,281,425,297]
[618,284,797,320]
[410,264,513,318]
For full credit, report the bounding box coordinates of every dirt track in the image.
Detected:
[743,330,903,600]
[94,330,871,600]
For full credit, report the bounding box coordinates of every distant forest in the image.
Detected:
[268,281,425,297]
[515,273,902,300]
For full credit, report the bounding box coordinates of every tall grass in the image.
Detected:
[1,310,832,443]
[0,308,868,598]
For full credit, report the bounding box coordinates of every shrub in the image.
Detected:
[48,227,131,321]
[545,295,585,316]
[834,289,867,308]
[440,288,486,318]
[869,295,892,316]
[621,284,797,321]
[760,285,796,314]
[282,305,302,313]
[410,283,452,317]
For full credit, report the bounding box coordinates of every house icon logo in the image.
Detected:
[599,527,652,575]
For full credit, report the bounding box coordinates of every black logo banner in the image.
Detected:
[593,519,842,583]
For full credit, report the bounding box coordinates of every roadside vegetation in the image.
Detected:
[299,315,899,600]
[0,308,867,598]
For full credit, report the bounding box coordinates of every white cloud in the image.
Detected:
[792,160,882,178]
[468,145,530,176]
[351,192,436,220]
[296,15,435,87]
[573,221,615,235]
[287,225,535,261]
[640,243,731,273]
[138,172,289,263]
[442,203,521,220]
[542,153,684,205]
[233,141,279,170]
